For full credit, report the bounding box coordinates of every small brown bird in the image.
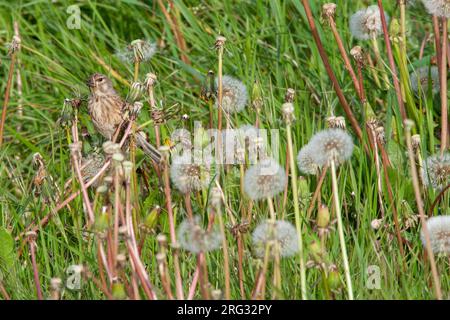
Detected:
[87,73,161,163]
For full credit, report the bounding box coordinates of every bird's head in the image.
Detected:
[87,73,115,96]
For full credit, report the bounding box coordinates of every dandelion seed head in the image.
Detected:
[170,154,213,194]
[309,129,354,167]
[177,216,222,253]
[243,158,286,200]
[349,5,389,40]
[252,220,299,258]
[421,153,450,190]
[215,75,248,114]
[116,39,157,64]
[297,144,319,175]
[410,66,440,94]
[421,216,450,254]
[421,0,450,18]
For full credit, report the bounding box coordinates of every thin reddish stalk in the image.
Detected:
[306,165,328,219]
[301,0,363,143]
[405,122,442,300]
[28,239,43,300]
[0,52,16,146]
[162,156,184,299]
[377,0,407,122]
[440,18,448,153]
[329,17,361,98]
[0,281,10,300]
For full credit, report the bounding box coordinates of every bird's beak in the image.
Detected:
[86,78,95,88]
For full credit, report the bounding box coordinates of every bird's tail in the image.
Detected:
[135,131,161,164]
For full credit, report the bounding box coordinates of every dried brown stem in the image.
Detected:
[377,0,407,122]
[0,52,17,146]
[328,17,361,98]
[405,121,442,300]
[301,0,363,143]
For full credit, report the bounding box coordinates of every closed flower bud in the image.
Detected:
[112,281,127,300]
[317,205,330,228]
[327,265,341,289]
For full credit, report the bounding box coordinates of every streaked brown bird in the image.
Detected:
[87,73,161,163]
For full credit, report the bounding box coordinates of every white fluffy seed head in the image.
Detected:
[297,144,319,175]
[349,5,389,40]
[421,0,450,18]
[252,220,299,258]
[410,66,440,94]
[421,153,450,190]
[215,75,248,114]
[116,40,157,64]
[177,216,222,253]
[170,154,213,194]
[243,158,287,200]
[308,129,354,167]
[421,216,450,254]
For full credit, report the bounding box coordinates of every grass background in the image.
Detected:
[0,0,448,299]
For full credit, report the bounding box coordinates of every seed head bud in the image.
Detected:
[209,186,223,209]
[370,127,382,144]
[322,3,337,19]
[156,252,166,264]
[144,73,157,90]
[282,102,295,124]
[211,289,223,300]
[371,218,383,230]
[412,134,421,151]
[122,161,133,181]
[156,233,167,246]
[127,82,143,102]
[7,35,21,55]
[102,141,121,155]
[116,253,127,267]
[201,70,216,102]
[284,88,296,103]
[350,46,364,64]
[215,36,226,49]
[50,278,62,291]
[252,80,263,112]
[112,152,125,163]
[326,116,346,130]
[404,119,415,131]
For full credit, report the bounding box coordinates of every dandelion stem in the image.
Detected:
[370,37,390,89]
[377,0,407,122]
[286,124,307,300]
[300,0,364,146]
[404,121,443,300]
[162,154,185,299]
[217,209,231,299]
[328,16,361,98]
[28,238,43,300]
[330,159,353,300]
[0,51,17,147]
[440,18,448,153]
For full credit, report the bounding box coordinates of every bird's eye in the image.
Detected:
[98,77,104,82]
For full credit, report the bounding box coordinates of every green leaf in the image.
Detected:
[0,227,15,272]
